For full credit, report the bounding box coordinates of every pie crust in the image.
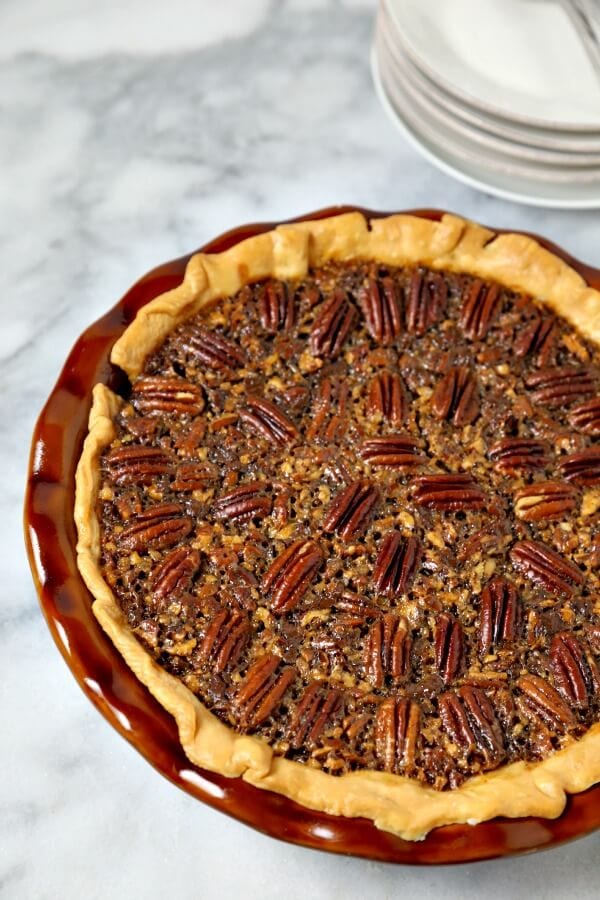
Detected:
[75,213,600,841]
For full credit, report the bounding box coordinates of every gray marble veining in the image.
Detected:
[3,1,600,897]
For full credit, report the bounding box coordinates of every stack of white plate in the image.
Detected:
[372,0,600,208]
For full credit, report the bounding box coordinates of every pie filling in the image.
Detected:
[97,261,600,790]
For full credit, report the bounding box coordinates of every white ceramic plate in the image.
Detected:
[372,47,600,208]
[378,2,600,153]
[377,27,600,171]
[383,0,600,132]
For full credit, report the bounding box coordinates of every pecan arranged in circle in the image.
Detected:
[373,532,420,598]
[459,278,501,340]
[367,371,407,423]
[239,395,297,446]
[262,539,323,614]
[213,482,272,523]
[359,434,424,469]
[513,481,578,521]
[105,446,172,485]
[364,613,412,687]
[259,281,296,333]
[151,546,200,601]
[525,366,596,408]
[131,376,205,416]
[171,461,217,492]
[332,590,382,628]
[358,276,402,345]
[411,473,486,510]
[432,366,479,426]
[513,314,555,365]
[488,438,549,472]
[309,289,357,360]
[516,674,575,731]
[550,633,598,709]
[322,479,380,539]
[435,613,463,683]
[558,448,600,485]
[235,654,296,728]
[117,503,193,551]
[375,697,420,773]
[509,539,584,597]
[199,607,250,673]
[181,325,246,370]
[568,397,600,435]
[406,270,447,336]
[307,375,349,443]
[286,681,343,748]
[478,577,520,656]
[439,686,505,766]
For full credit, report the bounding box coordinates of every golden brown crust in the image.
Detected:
[77,213,600,841]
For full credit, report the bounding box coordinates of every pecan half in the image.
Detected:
[117,503,193,551]
[364,613,411,688]
[375,697,420,772]
[432,366,479,426]
[151,546,200,601]
[239,396,297,446]
[411,473,486,510]
[558,448,600,485]
[235,654,296,728]
[181,325,246,370]
[514,481,578,521]
[516,673,576,731]
[105,446,172,485]
[488,438,549,472]
[359,435,424,469]
[322,479,380,540]
[171,461,217,492]
[514,315,555,365]
[459,685,505,766]
[309,289,357,360]
[459,279,501,340]
[259,281,295,333]
[440,687,505,766]
[438,692,474,752]
[306,376,349,443]
[405,270,447,336]
[550,633,597,709]
[509,539,584,596]
[373,533,420,598]
[262,539,323,614]
[367,371,407,423]
[435,613,463,683]
[525,366,596,408]
[286,682,343,748]
[198,607,250,673]
[131,376,205,416]
[332,590,381,627]
[359,276,402,344]
[213,482,272,523]
[568,398,600,435]
[478,578,520,656]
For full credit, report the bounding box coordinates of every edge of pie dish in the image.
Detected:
[74,212,600,841]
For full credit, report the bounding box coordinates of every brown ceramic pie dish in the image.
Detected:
[25,206,600,863]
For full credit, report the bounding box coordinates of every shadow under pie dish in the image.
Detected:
[73,211,600,842]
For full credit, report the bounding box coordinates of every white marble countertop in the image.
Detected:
[4,1,600,896]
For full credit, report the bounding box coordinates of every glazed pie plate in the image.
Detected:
[25,207,600,863]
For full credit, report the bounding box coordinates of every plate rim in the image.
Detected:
[381,0,600,134]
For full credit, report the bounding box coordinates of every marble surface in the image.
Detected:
[4,0,600,896]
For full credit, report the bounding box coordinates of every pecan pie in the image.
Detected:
[75,213,600,840]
